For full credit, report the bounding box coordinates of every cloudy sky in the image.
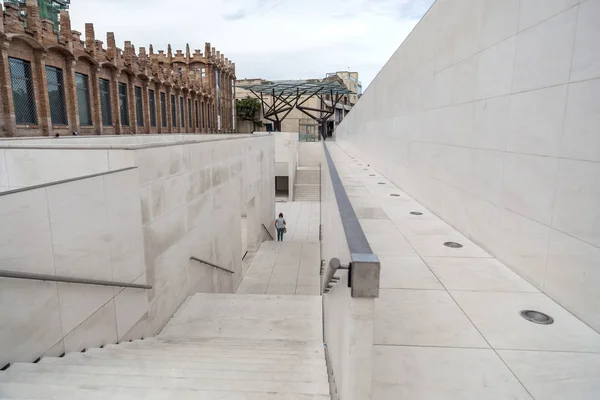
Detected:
[66,0,434,89]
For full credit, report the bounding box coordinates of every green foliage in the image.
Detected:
[236,97,262,126]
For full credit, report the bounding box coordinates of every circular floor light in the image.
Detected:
[410,211,423,215]
[520,310,554,325]
[443,241,463,248]
[390,194,400,197]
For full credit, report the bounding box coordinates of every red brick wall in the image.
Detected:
[0,3,236,137]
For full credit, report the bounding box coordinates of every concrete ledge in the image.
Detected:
[350,253,381,299]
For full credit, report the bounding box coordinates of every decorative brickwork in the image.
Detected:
[0,2,236,136]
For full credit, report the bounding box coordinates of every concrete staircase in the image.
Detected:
[294,167,320,202]
[0,293,329,400]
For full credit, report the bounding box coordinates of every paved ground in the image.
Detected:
[327,142,600,400]
[237,201,321,296]
[237,241,320,296]
[275,201,320,242]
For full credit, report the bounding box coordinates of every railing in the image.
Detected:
[319,140,380,400]
[320,141,380,298]
[262,223,275,240]
[0,270,152,289]
[190,257,235,274]
[299,133,318,142]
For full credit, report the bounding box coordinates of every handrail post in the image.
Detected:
[349,253,380,298]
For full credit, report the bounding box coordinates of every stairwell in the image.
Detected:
[294,167,320,202]
[0,293,329,399]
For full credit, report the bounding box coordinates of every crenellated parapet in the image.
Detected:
[0,1,237,136]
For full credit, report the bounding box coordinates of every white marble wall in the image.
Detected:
[0,148,134,192]
[321,143,375,400]
[0,168,147,366]
[137,136,276,334]
[0,134,254,193]
[0,134,276,366]
[336,0,600,331]
[299,142,323,167]
[275,132,299,198]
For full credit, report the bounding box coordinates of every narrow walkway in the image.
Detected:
[294,167,320,202]
[328,143,600,400]
[237,201,321,296]
[275,201,320,242]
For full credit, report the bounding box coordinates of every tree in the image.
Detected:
[236,97,262,129]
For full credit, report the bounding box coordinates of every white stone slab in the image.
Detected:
[379,256,443,290]
[0,279,63,366]
[174,294,322,320]
[451,291,600,352]
[9,362,328,384]
[552,158,600,248]
[544,229,600,332]
[374,289,488,348]
[512,7,577,91]
[372,345,532,400]
[571,0,600,82]
[425,257,539,292]
[561,78,600,162]
[498,350,600,400]
[0,383,331,400]
[0,188,54,275]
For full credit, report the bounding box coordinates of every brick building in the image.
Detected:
[0,1,236,137]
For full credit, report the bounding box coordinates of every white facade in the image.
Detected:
[336,0,600,331]
[0,134,276,366]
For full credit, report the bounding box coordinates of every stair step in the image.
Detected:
[0,371,329,395]
[107,343,324,357]
[175,294,322,319]
[62,351,326,366]
[86,346,325,362]
[8,362,329,384]
[1,294,330,399]
[0,382,331,400]
[144,336,324,347]
[39,356,326,374]
[159,319,322,342]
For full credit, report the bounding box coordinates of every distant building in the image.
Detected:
[0,1,235,136]
[5,0,70,30]
[236,77,353,137]
[326,71,362,105]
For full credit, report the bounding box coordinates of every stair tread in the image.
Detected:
[135,337,324,347]
[38,356,326,373]
[0,371,329,395]
[106,343,324,355]
[85,347,325,361]
[8,363,328,383]
[0,383,331,400]
[63,351,325,366]
[2,293,329,399]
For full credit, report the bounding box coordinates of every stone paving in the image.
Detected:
[328,142,600,400]
[237,201,321,296]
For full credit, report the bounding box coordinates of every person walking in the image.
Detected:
[275,213,286,241]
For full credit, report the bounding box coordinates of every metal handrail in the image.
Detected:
[0,270,151,289]
[262,223,275,240]
[322,141,372,254]
[190,257,235,274]
[320,141,380,298]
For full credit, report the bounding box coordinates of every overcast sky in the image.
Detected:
[65,0,434,89]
